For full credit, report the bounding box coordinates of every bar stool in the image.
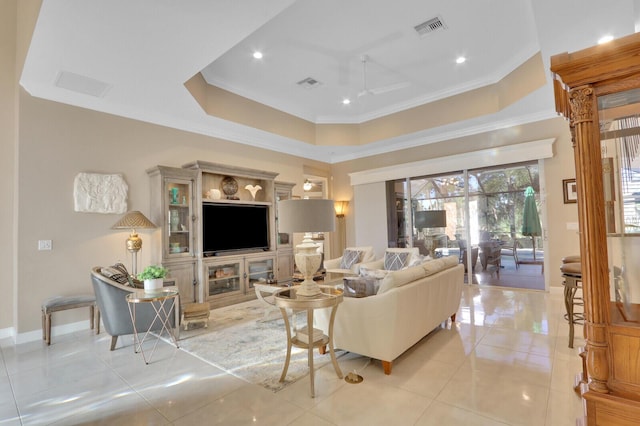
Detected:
[560,260,583,348]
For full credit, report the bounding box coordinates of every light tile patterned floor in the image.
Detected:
[0,285,584,425]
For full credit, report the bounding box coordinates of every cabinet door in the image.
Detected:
[165,178,194,259]
[165,261,197,304]
[275,183,294,249]
[246,256,275,289]
[277,249,294,284]
[206,261,242,299]
[598,89,640,323]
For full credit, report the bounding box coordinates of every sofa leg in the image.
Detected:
[319,345,327,355]
[110,335,118,351]
[450,313,456,323]
[382,361,392,375]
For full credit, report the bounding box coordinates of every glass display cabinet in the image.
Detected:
[147,166,198,304]
[552,32,640,424]
[166,180,193,258]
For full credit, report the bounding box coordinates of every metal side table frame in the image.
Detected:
[126,289,180,364]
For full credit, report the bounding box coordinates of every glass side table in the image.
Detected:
[274,285,343,398]
[126,289,180,364]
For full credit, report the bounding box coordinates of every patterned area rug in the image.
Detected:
[177,299,341,392]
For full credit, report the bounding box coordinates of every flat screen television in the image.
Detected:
[202,203,270,255]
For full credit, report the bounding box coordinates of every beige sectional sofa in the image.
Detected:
[315,255,464,374]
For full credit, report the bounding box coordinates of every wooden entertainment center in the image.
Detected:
[147,161,295,309]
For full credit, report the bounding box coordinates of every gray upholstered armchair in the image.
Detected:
[91,267,179,350]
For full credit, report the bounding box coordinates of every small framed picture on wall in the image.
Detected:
[563,178,577,204]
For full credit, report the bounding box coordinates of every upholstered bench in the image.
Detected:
[181,303,210,330]
[41,295,99,345]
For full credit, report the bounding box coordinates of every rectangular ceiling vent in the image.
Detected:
[414,16,447,36]
[297,77,322,89]
[55,71,111,97]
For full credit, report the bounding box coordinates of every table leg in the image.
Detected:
[307,309,315,398]
[128,296,179,364]
[279,307,293,382]
[328,304,343,379]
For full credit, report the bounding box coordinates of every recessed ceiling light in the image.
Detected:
[342,98,351,105]
[456,56,466,64]
[598,35,614,45]
[252,51,263,59]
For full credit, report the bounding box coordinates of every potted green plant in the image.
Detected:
[138,265,168,292]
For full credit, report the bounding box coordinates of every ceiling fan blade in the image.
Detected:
[368,81,411,95]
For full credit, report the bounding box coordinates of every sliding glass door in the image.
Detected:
[387,161,543,288]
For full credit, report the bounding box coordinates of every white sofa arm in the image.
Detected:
[323,256,343,270]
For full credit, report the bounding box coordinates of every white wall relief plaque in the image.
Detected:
[74,173,128,213]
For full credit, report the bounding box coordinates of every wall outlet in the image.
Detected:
[38,240,52,250]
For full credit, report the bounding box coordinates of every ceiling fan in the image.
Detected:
[357,54,410,98]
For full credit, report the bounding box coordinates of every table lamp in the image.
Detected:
[112,210,157,277]
[278,199,335,297]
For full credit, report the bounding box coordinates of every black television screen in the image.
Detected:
[202,203,269,254]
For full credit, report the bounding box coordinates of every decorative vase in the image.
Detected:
[170,187,179,204]
[170,209,179,232]
[144,278,163,292]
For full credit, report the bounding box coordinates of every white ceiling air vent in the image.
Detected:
[414,16,447,36]
[55,71,111,97]
[297,77,322,89]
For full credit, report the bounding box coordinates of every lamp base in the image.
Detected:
[294,242,322,297]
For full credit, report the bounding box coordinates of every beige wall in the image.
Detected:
[0,0,18,331]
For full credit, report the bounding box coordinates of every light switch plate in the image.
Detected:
[38,240,52,250]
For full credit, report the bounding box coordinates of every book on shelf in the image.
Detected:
[295,326,324,344]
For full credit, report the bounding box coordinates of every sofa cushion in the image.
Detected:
[377,264,426,294]
[422,255,460,276]
[339,249,362,269]
[384,251,410,271]
[441,255,459,268]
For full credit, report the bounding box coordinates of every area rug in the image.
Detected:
[176,299,343,392]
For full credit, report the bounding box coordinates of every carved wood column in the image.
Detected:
[568,85,611,394]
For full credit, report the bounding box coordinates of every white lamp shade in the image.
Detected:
[278,199,336,233]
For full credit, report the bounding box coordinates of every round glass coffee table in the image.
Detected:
[274,285,343,397]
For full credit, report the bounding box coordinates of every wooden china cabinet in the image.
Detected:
[552,33,640,424]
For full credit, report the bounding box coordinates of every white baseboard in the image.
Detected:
[14,319,94,345]
[0,327,15,341]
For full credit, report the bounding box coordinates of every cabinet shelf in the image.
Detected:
[209,274,240,282]
[203,199,272,206]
